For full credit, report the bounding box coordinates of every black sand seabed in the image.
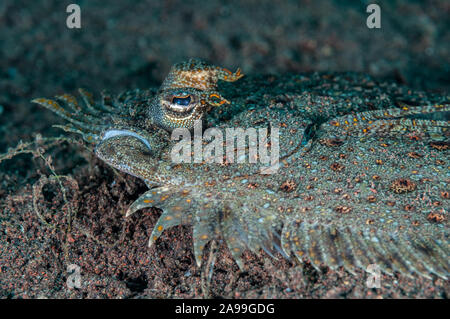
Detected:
[0,0,449,298]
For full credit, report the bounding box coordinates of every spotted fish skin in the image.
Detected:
[33,64,449,279]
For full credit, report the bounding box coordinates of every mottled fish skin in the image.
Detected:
[33,61,449,279]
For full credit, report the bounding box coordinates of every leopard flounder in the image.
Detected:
[33,59,449,279]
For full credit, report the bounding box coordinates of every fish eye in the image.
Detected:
[171,95,191,106]
[163,91,197,114]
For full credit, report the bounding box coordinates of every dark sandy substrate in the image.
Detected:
[0,152,449,298]
[1,0,449,298]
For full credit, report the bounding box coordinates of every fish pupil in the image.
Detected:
[172,96,191,106]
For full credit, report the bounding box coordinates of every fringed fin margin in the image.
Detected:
[282,221,449,279]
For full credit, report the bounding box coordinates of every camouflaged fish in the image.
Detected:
[33,59,449,279]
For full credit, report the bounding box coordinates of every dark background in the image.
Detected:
[1,0,449,152]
